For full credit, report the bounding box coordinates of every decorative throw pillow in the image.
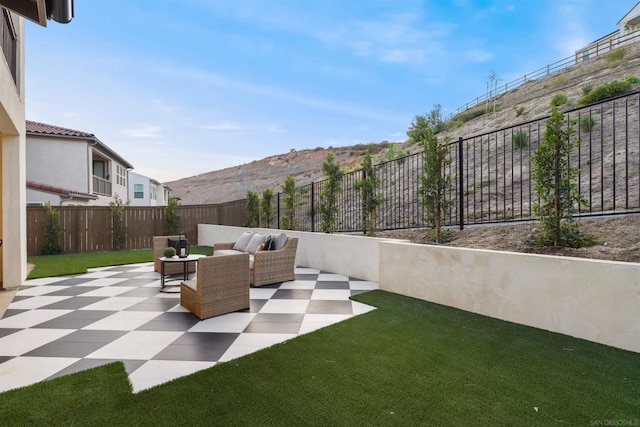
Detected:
[233,231,255,252]
[245,233,267,254]
[257,243,265,251]
[272,232,288,250]
[264,235,275,251]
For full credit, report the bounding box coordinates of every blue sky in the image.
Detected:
[25,0,633,182]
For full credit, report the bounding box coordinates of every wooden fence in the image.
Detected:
[27,200,246,256]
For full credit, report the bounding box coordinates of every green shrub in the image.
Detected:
[40,202,63,255]
[164,196,181,235]
[515,106,526,117]
[109,194,128,251]
[513,129,529,149]
[244,190,259,227]
[626,75,640,84]
[606,47,627,64]
[581,83,593,95]
[550,93,568,107]
[453,108,486,126]
[551,75,568,88]
[576,80,632,105]
[579,116,597,133]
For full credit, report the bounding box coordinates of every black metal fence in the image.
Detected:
[265,90,640,233]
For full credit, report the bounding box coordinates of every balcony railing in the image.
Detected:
[93,176,112,196]
[1,9,18,86]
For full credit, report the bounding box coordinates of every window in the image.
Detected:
[134,183,144,199]
[151,186,157,200]
[93,160,106,178]
[116,165,126,186]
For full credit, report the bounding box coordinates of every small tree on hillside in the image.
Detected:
[164,196,181,235]
[40,202,63,255]
[531,105,594,247]
[408,114,452,243]
[244,190,260,227]
[355,151,381,236]
[259,188,274,228]
[281,175,297,230]
[109,194,129,250]
[319,151,344,233]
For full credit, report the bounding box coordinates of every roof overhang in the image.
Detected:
[0,0,74,26]
[0,0,47,26]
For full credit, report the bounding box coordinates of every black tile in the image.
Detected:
[118,287,161,297]
[45,287,97,297]
[314,281,351,290]
[136,312,200,331]
[40,297,105,310]
[152,332,239,361]
[100,266,140,272]
[0,328,21,338]
[295,274,319,281]
[111,279,158,287]
[272,289,313,300]
[24,340,108,358]
[109,272,149,279]
[36,310,114,329]
[59,330,127,343]
[124,298,180,312]
[249,299,268,313]
[8,295,34,303]
[48,278,97,287]
[306,300,353,314]
[0,309,29,319]
[0,356,13,365]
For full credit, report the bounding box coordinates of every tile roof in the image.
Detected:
[26,120,95,138]
[26,181,98,199]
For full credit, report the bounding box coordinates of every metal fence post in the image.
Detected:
[310,182,315,233]
[458,137,464,230]
[276,192,281,229]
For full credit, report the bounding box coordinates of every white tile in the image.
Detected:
[79,271,125,279]
[82,311,163,331]
[0,328,75,356]
[16,285,70,297]
[279,280,317,290]
[259,299,309,314]
[249,288,278,299]
[317,273,350,281]
[352,301,377,315]
[349,281,379,291]
[311,289,352,300]
[0,309,72,329]
[79,286,137,297]
[218,333,296,362]
[79,297,148,311]
[294,267,320,274]
[0,356,79,393]
[77,278,129,287]
[23,277,70,286]
[8,296,72,310]
[129,360,216,393]
[188,312,256,333]
[86,331,183,360]
[299,314,352,334]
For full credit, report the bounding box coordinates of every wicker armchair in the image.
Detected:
[214,237,298,287]
[153,235,196,275]
[180,253,250,320]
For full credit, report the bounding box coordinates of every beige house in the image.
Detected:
[26,121,134,206]
[576,1,640,62]
[0,0,73,290]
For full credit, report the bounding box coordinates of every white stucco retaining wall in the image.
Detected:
[379,241,640,353]
[198,224,404,282]
[198,224,640,353]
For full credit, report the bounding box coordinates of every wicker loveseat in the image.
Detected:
[214,232,298,287]
[180,252,250,320]
[153,235,196,276]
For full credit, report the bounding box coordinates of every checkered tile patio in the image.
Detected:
[0,263,377,393]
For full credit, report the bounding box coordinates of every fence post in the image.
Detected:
[458,137,464,230]
[277,192,281,229]
[310,182,315,233]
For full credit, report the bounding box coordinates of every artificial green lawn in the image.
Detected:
[27,246,214,279]
[1,290,638,426]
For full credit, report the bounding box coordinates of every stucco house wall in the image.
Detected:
[26,135,88,192]
[0,9,26,290]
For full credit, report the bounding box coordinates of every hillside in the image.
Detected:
[167,42,640,206]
